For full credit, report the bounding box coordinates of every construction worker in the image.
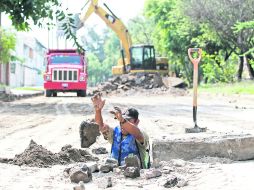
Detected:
[91,93,150,169]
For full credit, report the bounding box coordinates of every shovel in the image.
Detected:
[185,48,207,133]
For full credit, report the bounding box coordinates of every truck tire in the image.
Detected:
[46,90,52,97]
[80,90,86,97]
[53,92,57,97]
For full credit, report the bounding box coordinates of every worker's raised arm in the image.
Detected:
[112,107,144,143]
[91,93,105,129]
[121,120,144,143]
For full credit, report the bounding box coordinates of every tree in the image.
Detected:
[0,28,16,63]
[183,0,254,80]
[0,0,84,51]
[127,15,154,45]
[0,0,58,30]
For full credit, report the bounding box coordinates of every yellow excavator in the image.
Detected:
[79,0,169,75]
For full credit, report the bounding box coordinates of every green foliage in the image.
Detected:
[84,27,121,86]
[0,0,59,30]
[199,81,254,95]
[127,16,154,45]
[201,51,237,83]
[55,10,85,52]
[1,0,84,52]
[87,53,102,86]
[0,28,16,63]
[234,20,254,32]
[144,0,254,84]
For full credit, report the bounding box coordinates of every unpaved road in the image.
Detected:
[0,91,254,189]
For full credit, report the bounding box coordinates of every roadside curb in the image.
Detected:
[0,91,44,102]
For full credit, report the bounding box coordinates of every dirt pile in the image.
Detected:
[1,140,98,168]
[89,73,186,96]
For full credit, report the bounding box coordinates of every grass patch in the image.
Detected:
[199,81,254,95]
[14,87,44,91]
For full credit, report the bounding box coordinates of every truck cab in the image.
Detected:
[44,49,88,97]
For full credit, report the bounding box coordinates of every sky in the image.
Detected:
[2,0,146,49]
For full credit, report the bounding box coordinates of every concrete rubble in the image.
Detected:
[124,154,141,169]
[79,120,100,148]
[153,134,254,161]
[124,167,140,178]
[92,147,108,154]
[69,164,92,183]
[145,168,162,179]
[89,73,186,96]
[0,87,44,102]
[99,158,118,173]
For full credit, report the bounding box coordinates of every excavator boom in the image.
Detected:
[80,0,132,67]
[79,0,169,75]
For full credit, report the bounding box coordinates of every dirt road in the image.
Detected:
[0,91,254,189]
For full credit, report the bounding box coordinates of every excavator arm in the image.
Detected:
[80,0,132,67]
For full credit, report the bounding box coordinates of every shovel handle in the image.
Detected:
[188,48,202,67]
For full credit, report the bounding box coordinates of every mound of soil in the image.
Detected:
[1,140,98,168]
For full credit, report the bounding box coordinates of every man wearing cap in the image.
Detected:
[91,93,150,169]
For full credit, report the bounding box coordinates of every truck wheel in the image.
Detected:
[80,90,86,97]
[53,92,57,97]
[46,90,52,97]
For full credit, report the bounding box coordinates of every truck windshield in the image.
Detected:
[50,55,81,65]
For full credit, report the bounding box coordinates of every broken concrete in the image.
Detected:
[100,158,118,173]
[92,147,108,155]
[153,134,254,161]
[88,73,186,96]
[86,162,99,173]
[124,155,140,169]
[162,77,186,88]
[69,165,92,183]
[79,120,100,148]
[124,167,140,178]
[163,176,178,188]
[145,169,162,179]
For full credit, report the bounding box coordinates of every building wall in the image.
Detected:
[9,32,46,87]
[9,61,24,87]
[0,63,9,85]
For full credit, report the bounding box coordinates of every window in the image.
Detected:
[50,55,81,65]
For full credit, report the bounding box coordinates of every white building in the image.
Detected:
[9,32,47,87]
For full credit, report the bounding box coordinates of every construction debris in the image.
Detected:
[89,73,186,96]
[79,120,100,148]
[124,167,140,178]
[1,140,98,168]
[69,165,92,183]
[92,147,108,155]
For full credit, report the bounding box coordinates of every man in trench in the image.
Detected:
[91,93,150,169]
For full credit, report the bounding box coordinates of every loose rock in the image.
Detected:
[70,165,92,183]
[79,120,100,148]
[124,167,140,178]
[124,154,140,169]
[92,147,108,154]
[145,169,162,179]
[163,176,178,188]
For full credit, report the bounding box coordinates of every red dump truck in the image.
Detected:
[44,49,88,97]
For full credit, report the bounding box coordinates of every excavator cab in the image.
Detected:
[130,45,156,71]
